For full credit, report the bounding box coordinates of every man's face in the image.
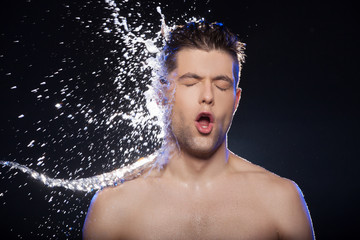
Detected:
[168,49,241,158]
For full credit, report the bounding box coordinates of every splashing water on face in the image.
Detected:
[0,0,208,238]
[0,1,205,193]
[1,3,165,191]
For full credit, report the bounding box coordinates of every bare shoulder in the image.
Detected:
[228,152,303,192]
[228,153,315,239]
[82,177,150,240]
[227,152,287,187]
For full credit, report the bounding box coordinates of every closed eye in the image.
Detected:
[178,73,202,87]
[216,85,228,91]
[214,79,232,91]
[185,82,197,87]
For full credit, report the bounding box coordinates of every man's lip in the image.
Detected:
[195,112,214,123]
[195,112,214,134]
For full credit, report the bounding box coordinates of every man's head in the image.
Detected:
[158,21,245,160]
[163,21,245,87]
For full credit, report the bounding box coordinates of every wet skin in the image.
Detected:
[83,49,315,240]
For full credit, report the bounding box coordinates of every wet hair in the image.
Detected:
[163,20,246,86]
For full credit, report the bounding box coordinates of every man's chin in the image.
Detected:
[183,144,218,160]
[171,131,222,159]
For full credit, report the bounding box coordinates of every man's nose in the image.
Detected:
[199,81,214,105]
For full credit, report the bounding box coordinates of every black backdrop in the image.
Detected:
[0,0,359,239]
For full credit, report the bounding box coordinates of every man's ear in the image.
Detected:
[233,88,242,113]
[155,78,172,106]
[155,89,168,106]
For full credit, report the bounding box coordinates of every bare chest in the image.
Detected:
[127,191,279,240]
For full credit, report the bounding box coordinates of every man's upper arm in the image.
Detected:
[82,188,126,240]
[276,180,315,240]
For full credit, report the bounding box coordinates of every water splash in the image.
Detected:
[0,0,208,238]
[0,151,157,192]
[0,1,204,193]
[1,2,169,191]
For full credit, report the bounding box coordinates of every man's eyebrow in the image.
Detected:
[212,75,233,83]
[178,72,202,80]
[178,73,233,83]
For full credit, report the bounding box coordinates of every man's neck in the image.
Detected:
[163,141,230,185]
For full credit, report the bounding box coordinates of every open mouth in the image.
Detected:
[195,112,214,134]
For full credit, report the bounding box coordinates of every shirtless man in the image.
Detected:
[83,21,315,239]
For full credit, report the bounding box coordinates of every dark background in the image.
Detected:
[0,0,359,239]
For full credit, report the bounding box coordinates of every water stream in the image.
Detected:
[0,0,208,238]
